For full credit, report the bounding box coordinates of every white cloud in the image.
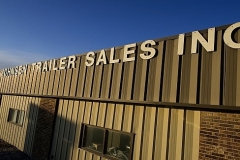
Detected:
[0,50,52,69]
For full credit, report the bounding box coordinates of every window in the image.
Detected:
[80,124,134,160]
[7,108,25,126]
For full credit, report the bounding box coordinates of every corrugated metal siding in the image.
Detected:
[0,27,239,108]
[48,100,200,160]
[0,95,40,156]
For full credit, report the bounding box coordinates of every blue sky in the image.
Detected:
[0,0,240,69]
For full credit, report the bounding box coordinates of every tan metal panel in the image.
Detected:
[17,96,25,148]
[66,101,80,160]
[133,45,147,101]
[83,65,95,98]
[42,62,51,95]
[153,108,169,160]
[90,102,99,125]
[0,95,8,140]
[236,31,240,106]
[91,62,103,98]
[179,37,192,103]
[188,54,199,103]
[100,50,113,99]
[162,40,174,102]
[28,97,40,155]
[87,102,100,160]
[38,70,46,95]
[168,109,184,160]
[33,69,41,94]
[5,76,11,93]
[52,61,61,96]
[47,65,56,95]
[169,39,180,102]
[19,97,31,151]
[122,104,133,132]
[72,101,85,160]
[146,41,164,102]
[210,31,222,105]
[132,105,144,160]
[9,95,19,145]
[23,65,31,94]
[51,99,64,157]
[121,60,135,100]
[78,101,92,160]
[113,104,124,130]
[141,107,156,160]
[183,110,200,160]
[63,68,73,96]
[55,100,69,160]
[58,69,67,96]
[200,33,212,104]
[105,103,115,129]
[76,55,87,97]
[20,69,28,93]
[0,95,7,139]
[110,49,123,99]
[28,65,37,94]
[60,100,74,160]
[223,44,237,106]
[69,56,81,97]
[97,103,107,127]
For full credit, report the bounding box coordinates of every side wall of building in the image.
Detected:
[0,95,40,156]
[50,99,200,160]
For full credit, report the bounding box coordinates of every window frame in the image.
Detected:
[79,123,134,160]
[7,108,25,127]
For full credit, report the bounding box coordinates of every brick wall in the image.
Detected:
[199,111,240,160]
[31,98,57,160]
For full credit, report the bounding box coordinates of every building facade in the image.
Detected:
[0,22,240,160]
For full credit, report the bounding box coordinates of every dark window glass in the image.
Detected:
[7,108,24,126]
[106,131,131,160]
[83,126,105,152]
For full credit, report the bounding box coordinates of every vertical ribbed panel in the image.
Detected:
[58,69,67,96]
[63,66,73,96]
[76,55,87,97]
[146,41,164,102]
[210,31,222,105]
[168,109,184,160]
[71,101,85,160]
[0,95,40,156]
[92,57,103,98]
[52,61,61,96]
[162,39,179,102]
[55,100,69,160]
[154,108,169,160]
[69,56,81,97]
[121,60,135,100]
[180,37,192,103]
[110,49,123,99]
[38,69,46,95]
[132,105,144,160]
[42,62,50,95]
[60,100,74,160]
[83,64,95,98]
[113,104,124,130]
[200,33,212,104]
[141,107,156,160]
[47,63,56,95]
[105,103,115,129]
[133,45,147,101]
[236,31,240,106]
[34,69,41,94]
[100,50,113,99]
[184,110,200,160]
[122,104,134,132]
